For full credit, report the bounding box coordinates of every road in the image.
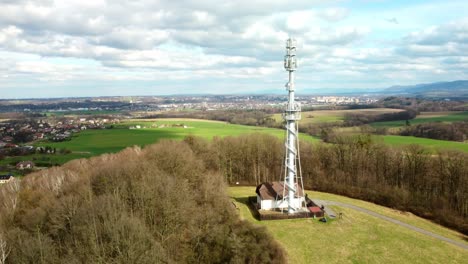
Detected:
[313,199,468,250]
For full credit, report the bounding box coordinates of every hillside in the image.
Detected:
[383,80,468,98]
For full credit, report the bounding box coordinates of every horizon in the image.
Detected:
[1,0,468,98]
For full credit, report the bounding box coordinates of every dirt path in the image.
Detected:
[313,199,468,250]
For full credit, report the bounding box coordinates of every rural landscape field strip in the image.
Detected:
[26,117,467,170]
[273,108,405,124]
[376,135,468,152]
[313,199,468,250]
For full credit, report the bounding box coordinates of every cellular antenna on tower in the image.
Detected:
[255,39,315,219]
[281,38,306,213]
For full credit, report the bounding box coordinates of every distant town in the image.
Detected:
[0,95,379,113]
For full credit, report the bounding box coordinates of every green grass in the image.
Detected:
[32,120,319,164]
[371,111,468,128]
[375,135,468,152]
[228,186,468,264]
[5,118,466,169]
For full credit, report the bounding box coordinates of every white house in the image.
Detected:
[255,182,305,210]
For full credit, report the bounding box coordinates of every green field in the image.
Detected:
[2,117,466,171]
[229,187,468,264]
[30,119,319,165]
[375,135,468,152]
[273,108,405,125]
[371,111,468,128]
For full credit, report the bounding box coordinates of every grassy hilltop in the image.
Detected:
[229,187,468,264]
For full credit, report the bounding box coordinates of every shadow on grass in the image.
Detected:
[232,196,260,221]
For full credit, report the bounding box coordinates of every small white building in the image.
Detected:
[255,182,305,210]
[0,175,13,184]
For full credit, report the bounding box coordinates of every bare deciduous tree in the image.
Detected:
[0,233,10,264]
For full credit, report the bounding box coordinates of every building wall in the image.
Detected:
[0,179,11,184]
[258,195,305,210]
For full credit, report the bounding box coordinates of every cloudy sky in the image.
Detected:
[0,0,467,98]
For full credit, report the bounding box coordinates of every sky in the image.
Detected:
[0,0,467,98]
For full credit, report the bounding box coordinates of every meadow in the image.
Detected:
[30,119,319,165]
[373,135,468,152]
[323,126,468,152]
[371,111,468,128]
[229,186,468,264]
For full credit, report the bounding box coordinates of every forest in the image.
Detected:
[343,110,418,126]
[0,141,285,264]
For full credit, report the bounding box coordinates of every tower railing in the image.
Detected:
[282,102,301,121]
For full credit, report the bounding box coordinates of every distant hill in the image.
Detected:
[383,80,468,98]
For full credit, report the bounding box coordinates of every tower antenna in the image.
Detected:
[281,38,305,213]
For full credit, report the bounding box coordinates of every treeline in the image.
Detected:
[376,97,468,112]
[400,122,468,142]
[147,109,281,127]
[0,141,285,263]
[343,109,418,126]
[183,134,468,235]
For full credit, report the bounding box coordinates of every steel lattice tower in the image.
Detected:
[282,38,305,213]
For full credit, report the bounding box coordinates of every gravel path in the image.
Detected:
[313,199,468,250]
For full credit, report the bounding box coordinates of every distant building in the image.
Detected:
[256,182,305,211]
[0,174,13,184]
[16,161,35,170]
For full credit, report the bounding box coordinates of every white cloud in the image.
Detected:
[0,0,467,97]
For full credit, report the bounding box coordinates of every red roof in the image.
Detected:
[308,206,322,213]
[256,182,304,200]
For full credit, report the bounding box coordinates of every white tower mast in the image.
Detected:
[282,38,304,213]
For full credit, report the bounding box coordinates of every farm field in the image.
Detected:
[31,119,319,165]
[375,135,468,152]
[272,108,404,125]
[229,187,468,264]
[371,111,468,128]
